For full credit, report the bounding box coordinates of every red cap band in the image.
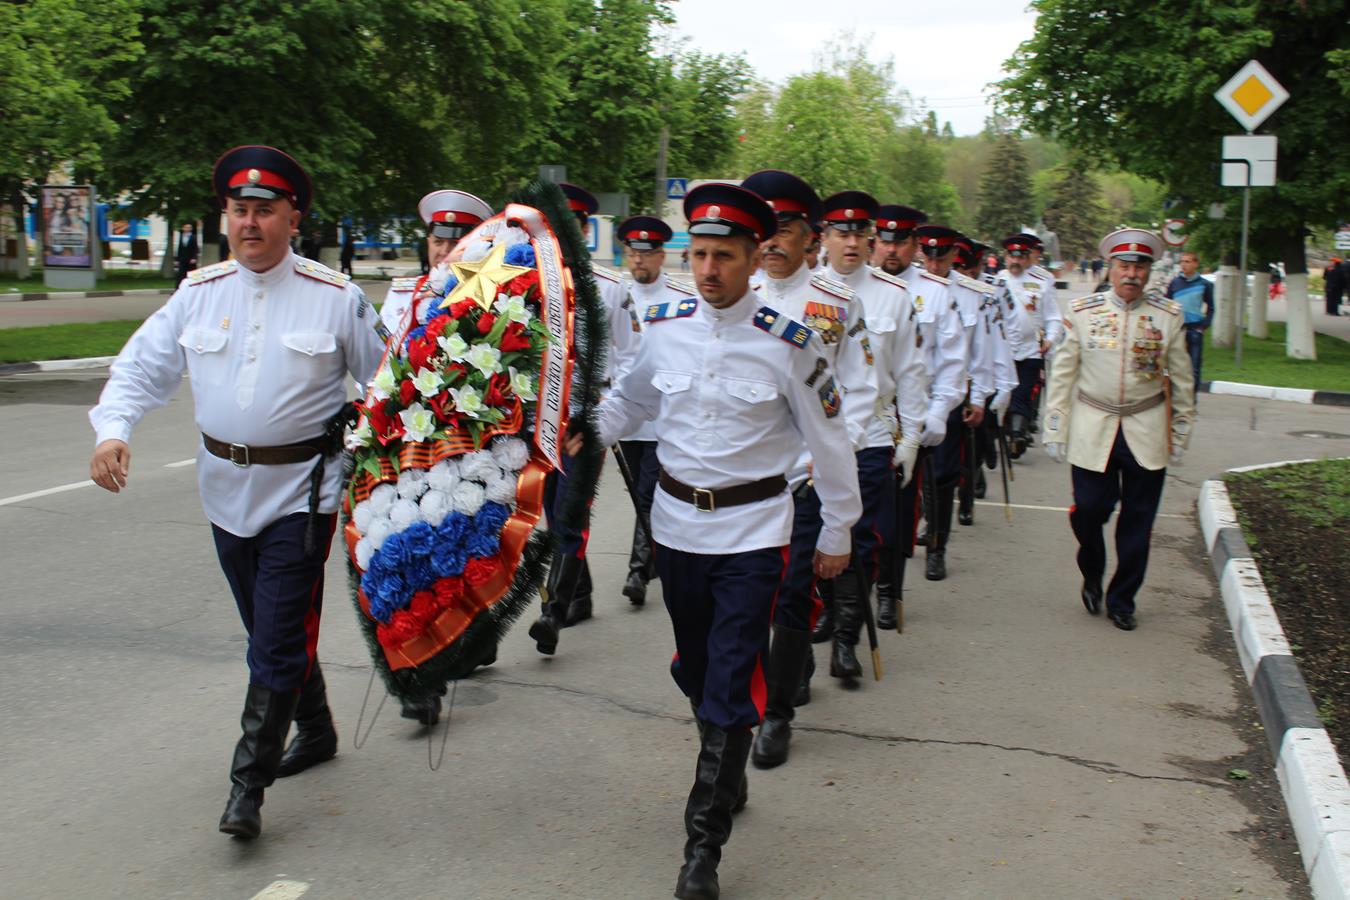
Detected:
[822,208,870,222]
[430,210,484,226]
[227,168,295,197]
[1109,241,1153,256]
[766,197,810,216]
[689,203,766,235]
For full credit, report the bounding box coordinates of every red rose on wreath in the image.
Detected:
[504,273,538,298]
[485,373,509,407]
[376,609,423,648]
[399,379,417,406]
[428,390,461,428]
[409,590,440,624]
[477,312,497,335]
[464,557,500,587]
[500,322,531,352]
[425,315,452,342]
[448,299,477,319]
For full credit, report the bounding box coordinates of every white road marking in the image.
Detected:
[249,880,310,900]
[163,458,196,468]
[973,499,1187,519]
[0,480,95,507]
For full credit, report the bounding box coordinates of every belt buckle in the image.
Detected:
[229,442,250,467]
[692,487,716,513]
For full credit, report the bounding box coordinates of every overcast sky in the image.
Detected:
[665,0,1039,136]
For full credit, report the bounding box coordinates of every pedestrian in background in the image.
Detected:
[1165,250,1215,387]
[173,223,198,285]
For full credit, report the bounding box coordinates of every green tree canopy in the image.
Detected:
[1039,159,1108,261]
[975,131,1033,240]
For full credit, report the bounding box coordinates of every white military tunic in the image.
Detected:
[90,253,387,537]
[379,275,424,336]
[593,265,643,384]
[625,274,697,442]
[1043,290,1195,472]
[950,272,1000,409]
[1001,267,1063,360]
[759,262,879,455]
[901,264,967,422]
[597,290,862,558]
[825,263,928,448]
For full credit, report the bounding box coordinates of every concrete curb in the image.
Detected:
[1199,469,1350,898]
[1201,380,1350,407]
[0,356,115,376]
[1,288,173,303]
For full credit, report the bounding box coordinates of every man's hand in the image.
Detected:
[91,439,131,492]
[892,438,919,488]
[563,430,585,457]
[813,550,849,580]
[918,412,947,447]
[1039,339,1052,355]
[1169,448,1185,467]
[962,404,985,427]
[1044,441,1066,464]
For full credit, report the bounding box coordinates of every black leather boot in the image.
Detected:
[219,683,299,839]
[622,519,653,606]
[675,723,753,900]
[876,548,898,630]
[829,574,864,680]
[1007,413,1028,459]
[751,626,812,769]
[277,664,338,777]
[973,468,987,500]
[689,703,747,814]
[529,551,584,654]
[563,558,593,626]
[400,690,443,726]
[926,485,956,581]
[793,650,813,707]
[809,580,834,644]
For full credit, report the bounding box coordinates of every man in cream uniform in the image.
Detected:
[1043,229,1195,631]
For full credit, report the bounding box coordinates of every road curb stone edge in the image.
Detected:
[1199,471,1350,898]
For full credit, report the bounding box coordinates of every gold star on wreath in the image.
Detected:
[438,243,532,312]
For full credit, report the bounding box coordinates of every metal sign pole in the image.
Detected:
[1236,178,1250,369]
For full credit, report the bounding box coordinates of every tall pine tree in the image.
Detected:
[1041,159,1107,261]
[975,132,1033,240]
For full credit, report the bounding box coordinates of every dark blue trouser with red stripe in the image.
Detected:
[655,544,786,729]
[543,451,593,599]
[211,511,336,692]
[1069,429,1167,617]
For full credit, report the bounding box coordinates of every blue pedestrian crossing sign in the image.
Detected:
[666,178,689,200]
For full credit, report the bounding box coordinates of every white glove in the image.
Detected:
[1045,442,1066,464]
[1169,448,1185,467]
[918,412,947,447]
[892,437,920,488]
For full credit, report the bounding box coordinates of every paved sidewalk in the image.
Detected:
[2,367,1340,897]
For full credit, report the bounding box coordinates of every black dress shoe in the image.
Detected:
[1108,611,1137,631]
[925,551,946,581]
[562,594,592,627]
[622,572,647,606]
[958,507,973,526]
[1081,581,1103,616]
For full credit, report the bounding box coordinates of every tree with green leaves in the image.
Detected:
[0,0,143,276]
[975,131,1033,240]
[879,128,962,227]
[1039,159,1108,262]
[1000,0,1350,358]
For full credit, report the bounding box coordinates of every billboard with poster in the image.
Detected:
[41,185,95,268]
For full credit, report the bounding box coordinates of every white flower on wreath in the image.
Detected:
[412,367,442,398]
[399,402,437,442]
[346,419,374,450]
[427,261,453,295]
[369,365,396,401]
[494,293,531,325]
[466,343,503,378]
[438,332,470,362]
[450,384,486,418]
[508,366,537,402]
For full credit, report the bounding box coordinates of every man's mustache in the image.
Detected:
[1120,276,1144,286]
[762,248,787,258]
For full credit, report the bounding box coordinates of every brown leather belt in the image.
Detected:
[658,469,787,513]
[202,433,327,467]
[1076,391,1165,417]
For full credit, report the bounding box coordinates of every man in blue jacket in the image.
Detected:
[1165,251,1215,388]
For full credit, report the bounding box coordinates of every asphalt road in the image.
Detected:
[2,369,1344,899]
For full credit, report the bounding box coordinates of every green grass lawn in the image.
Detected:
[1204,323,1350,392]
[0,320,142,364]
[0,269,177,294]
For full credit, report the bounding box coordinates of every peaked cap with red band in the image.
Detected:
[617,215,673,250]
[559,182,599,217]
[1098,228,1162,263]
[417,189,492,240]
[683,183,777,243]
[874,204,927,241]
[952,234,980,268]
[740,170,821,223]
[1001,232,1042,255]
[213,145,313,216]
[820,191,879,232]
[914,224,959,257]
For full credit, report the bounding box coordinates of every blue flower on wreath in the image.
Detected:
[380,530,414,569]
[430,543,468,579]
[436,512,469,544]
[363,569,412,623]
[504,244,536,268]
[403,521,437,559]
[473,501,510,536]
[404,556,436,594]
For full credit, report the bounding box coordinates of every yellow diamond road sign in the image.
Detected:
[1215,60,1288,132]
